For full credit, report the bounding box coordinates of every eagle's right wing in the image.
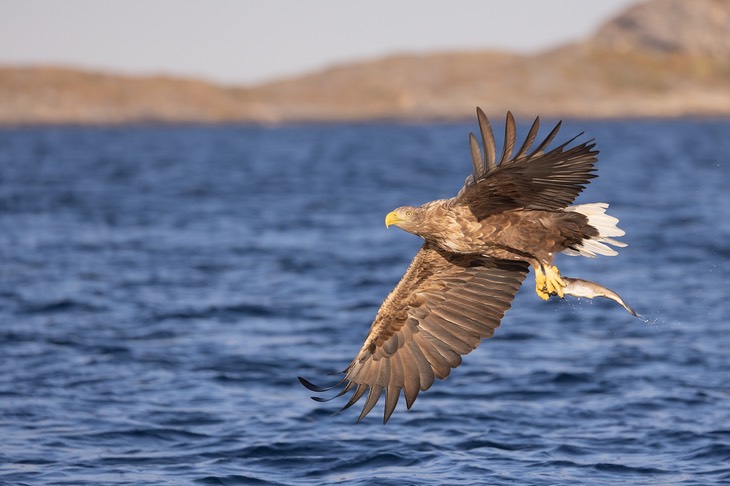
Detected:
[300,243,528,423]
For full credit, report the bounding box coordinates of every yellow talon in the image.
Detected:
[534,264,566,300]
[544,265,566,298]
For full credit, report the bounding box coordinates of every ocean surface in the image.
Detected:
[0,118,728,485]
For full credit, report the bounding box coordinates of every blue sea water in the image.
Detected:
[0,118,728,485]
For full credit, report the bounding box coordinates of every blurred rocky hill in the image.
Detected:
[1,0,729,124]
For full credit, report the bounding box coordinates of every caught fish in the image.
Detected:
[562,277,638,317]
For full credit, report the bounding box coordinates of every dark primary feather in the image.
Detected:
[513,116,540,162]
[302,244,528,423]
[499,111,516,166]
[477,107,497,172]
[469,133,484,181]
[528,120,563,159]
[455,111,599,218]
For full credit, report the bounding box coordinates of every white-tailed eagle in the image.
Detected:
[300,108,637,423]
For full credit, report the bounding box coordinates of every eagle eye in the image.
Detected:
[405,210,414,217]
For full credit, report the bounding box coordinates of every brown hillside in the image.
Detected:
[1,0,729,124]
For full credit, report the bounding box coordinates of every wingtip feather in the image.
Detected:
[298,375,342,393]
[476,106,497,171]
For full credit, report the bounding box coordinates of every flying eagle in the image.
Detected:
[300,108,636,423]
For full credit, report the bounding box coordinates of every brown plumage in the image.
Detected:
[300,108,631,423]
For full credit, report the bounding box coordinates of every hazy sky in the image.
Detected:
[0,0,640,86]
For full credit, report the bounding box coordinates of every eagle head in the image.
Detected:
[385,206,425,234]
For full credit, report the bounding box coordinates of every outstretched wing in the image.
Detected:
[455,108,599,218]
[300,243,528,423]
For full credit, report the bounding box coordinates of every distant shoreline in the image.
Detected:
[1,0,729,125]
[2,112,730,130]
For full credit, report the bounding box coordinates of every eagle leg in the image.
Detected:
[534,264,566,300]
[534,266,549,300]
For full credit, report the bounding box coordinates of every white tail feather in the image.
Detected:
[563,203,626,257]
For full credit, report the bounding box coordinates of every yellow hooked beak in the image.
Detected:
[385,211,401,228]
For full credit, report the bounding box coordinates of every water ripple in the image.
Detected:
[0,120,729,484]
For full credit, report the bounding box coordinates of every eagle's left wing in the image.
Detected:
[454,108,599,218]
[300,243,528,423]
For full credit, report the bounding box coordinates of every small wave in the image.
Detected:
[195,475,286,486]
[684,443,730,462]
[552,444,592,456]
[154,302,278,321]
[66,427,212,446]
[18,299,103,315]
[593,462,669,475]
[550,372,593,384]
[315,451,420,474]
[457,438,526,451]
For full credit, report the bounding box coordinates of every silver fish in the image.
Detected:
[562,277,638,317]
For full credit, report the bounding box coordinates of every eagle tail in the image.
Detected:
[564,203,626,257]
